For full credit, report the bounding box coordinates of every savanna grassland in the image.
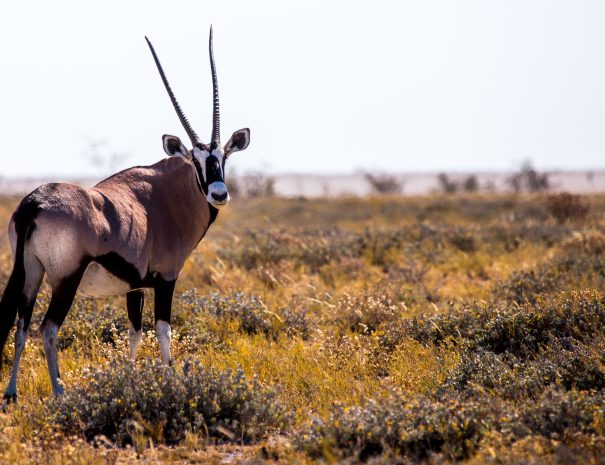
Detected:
[0,192,604,464]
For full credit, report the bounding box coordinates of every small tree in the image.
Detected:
[462,175,479,193]
[437,173,458,194]
[364,173,402,195]
[507,161,550,193]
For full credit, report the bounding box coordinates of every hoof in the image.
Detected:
[3,391,17,404]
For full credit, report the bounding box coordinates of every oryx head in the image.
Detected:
[146,27,250,209]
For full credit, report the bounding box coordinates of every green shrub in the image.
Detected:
[561,230,605,255]
[279,307,312,339]
[449,229,477,252]
[180,290,275,337]
[47,360,288,445]
[495,269,558,304]
[297,386,605,462]
[58,299,130,351]
[382,294,605,356]
[296,392,495,462]
[495,249,605,304]
[443,341,605,399]
[333,287,402,334]
[554,252,605,285]
[514,387,605,439]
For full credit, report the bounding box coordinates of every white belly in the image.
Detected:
[77,262,131,298]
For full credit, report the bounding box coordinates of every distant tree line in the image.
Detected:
[436,173,481,194]
[363,161,557,197]
[437,161,552,195]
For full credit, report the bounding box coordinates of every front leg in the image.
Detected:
[126,290,144,361]
[154,278,175,365]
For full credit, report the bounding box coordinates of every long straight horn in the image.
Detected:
[209,26,220,146]
[145,36,201,146]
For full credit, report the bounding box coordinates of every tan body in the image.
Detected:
[9,156,212,296]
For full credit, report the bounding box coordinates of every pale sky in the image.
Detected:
[1,0,604,178]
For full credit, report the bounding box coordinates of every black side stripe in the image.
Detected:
[191,158,207,195]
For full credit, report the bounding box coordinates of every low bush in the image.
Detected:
[495,269,558,304]
[180,290,275,337]
[443,341,605,399]
[449,230,477,252]
[279,307,312,339]
[546,192,590,224]
[47,360,288,446]
[333,287,402,334]
[561,230,605,255]
[297,386,605,462]
[382,293,605,356]
[59,299,130,351]
[556,251,605,281]
[515,387,605,439]
[296,392,495,462]
[495,247,605,304]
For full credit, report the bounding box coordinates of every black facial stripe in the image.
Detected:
[205,154,224,185]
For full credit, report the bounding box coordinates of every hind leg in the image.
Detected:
[0,274,22,368]
[154,279,175,365]
[126,290,144,361]
[4,258,44,401]
[40,268,84,396]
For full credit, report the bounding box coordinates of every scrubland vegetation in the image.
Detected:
[0,192,604,463]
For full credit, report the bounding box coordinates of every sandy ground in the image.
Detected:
[0,170,603,197]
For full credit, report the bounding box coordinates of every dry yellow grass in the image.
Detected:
[0,193,603,463]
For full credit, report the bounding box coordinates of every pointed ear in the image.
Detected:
[224,128,250,157]
[162,135,190,158]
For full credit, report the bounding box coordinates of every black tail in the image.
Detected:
[0,201,38,367]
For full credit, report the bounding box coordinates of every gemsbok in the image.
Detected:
[0,27,250,400]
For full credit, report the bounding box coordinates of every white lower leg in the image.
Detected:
[4,319,28,399]
[41,322,63,395]
[155,320,171,365]
[128,322,143,361]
